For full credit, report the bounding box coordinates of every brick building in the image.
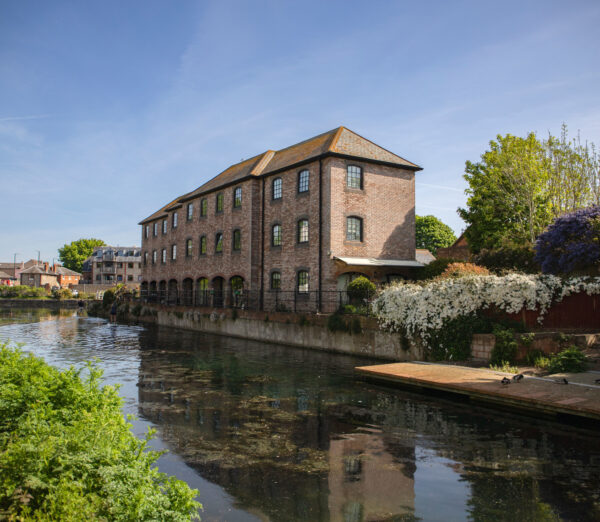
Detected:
[139,127,423,311]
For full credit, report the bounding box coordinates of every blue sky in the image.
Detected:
[1,0,599,263]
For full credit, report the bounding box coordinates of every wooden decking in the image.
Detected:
[355,362,600,422]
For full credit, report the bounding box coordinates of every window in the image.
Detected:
[162,219,167,234]
[199,235,207,255]
[144,252,148,266]
[297,271,309,293]
[186,239,193,257]
[298,170,309,193]
[233,187,242,208]
[161,249,166,264]
[127,275,133,281]
[233,229,241,251]
[153,222,158,236]
[144,225,149,239]
[272,224,282,246]
[187,203,193,220]
[152,250,157,264]
[117,263,123,268]
[200,198,208,217]
[128,262,133,268]
[216,193,224,213]
[215,233,223,253]
[117,275,123,282]
[271,271,281,290]
[297,219,309,243]
[172,212,178,228]
[171,244,177,260]
[96,275,101,281]
[272,178,282,200]
[347,165,363,189]
[346,216,363,241]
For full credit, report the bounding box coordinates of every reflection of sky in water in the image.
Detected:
[1,309,600,522]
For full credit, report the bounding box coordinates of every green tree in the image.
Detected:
[459,126,600,254]
[458,133,551,253]
[415,215,457,254]
[58,238,105,273]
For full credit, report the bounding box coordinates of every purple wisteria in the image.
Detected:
[535,206,600,274]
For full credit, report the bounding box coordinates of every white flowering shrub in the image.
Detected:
[373,274,600,343]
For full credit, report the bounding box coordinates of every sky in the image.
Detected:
[1,0,599,263]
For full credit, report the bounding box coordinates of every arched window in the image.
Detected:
[187,202,193,220]
[347,165,363,189]
[233,229,241,251]
[297,271,309,293]
[272,224,282,246]
[186,239,193,257]
[216,193,224,213]
[297,219,309,243]
[271,271,281,290]
[272,177,282,200]
[197,277,209,305]
[346,216,363,241]
[200,198,208,217]
[298,170,309,193]
[199,235,207,255]
[233,187,242,208]
[215,233,223,253]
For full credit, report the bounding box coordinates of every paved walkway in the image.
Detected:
[355,362,600,421]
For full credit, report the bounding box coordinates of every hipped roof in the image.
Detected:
[140,127,421,224]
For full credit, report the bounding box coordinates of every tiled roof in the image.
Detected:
[54,266,82,276]
[20,266,57,276]
[416,249,436,265]
[140,126,421,224]
[0,270,15,279]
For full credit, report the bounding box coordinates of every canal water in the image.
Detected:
[1,309,599,521]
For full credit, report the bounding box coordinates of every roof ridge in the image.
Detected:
[250,150,276,175]
[327,126,345,152]
[334,127,420,168]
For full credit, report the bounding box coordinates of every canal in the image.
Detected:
[1,308,599,521]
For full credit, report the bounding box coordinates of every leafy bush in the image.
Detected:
[547,346,588,373]
[439,262,490,279]
[0,343,200,520]
[427,314,490,361]
[475,245,540,274]
[346,276,376,302]
[103,288,116,307]
[0,285,48,299]
[414,258,460,280]
[340,304,357,314]
[52,288,73,300]
[327,313,347,333]
[490,326,518,366]
[535,205,600,274]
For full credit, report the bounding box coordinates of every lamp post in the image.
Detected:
[13,253,20,285]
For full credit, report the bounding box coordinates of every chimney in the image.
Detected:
[44,262,49,272]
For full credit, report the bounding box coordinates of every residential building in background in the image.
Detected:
[0,259,40,282]
[84,246,142,286]
[18,262,82,289]
[139,127,423,311]
[0,270,16,286]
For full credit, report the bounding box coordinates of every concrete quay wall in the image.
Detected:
[135,305,424,362]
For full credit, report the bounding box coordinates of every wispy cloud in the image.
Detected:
[416,182,464,193]
[0,114,51,122]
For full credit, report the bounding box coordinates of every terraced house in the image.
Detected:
[139,127,423,312]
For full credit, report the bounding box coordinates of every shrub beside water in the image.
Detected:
[0,343,200,520]
[0,285,48,298]
[547,346,588,374]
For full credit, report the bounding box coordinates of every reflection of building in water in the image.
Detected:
[328,433,415,522]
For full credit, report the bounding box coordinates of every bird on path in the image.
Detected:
[513,374,524,382]
[501,377,511,385]
[555,378,569,384]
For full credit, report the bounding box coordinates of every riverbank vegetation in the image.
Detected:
[0,343,200,520]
